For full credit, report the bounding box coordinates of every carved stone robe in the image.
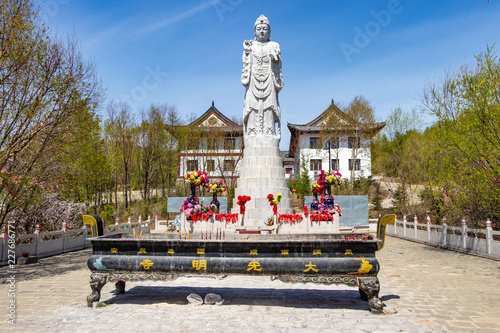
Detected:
[241,40,283,136]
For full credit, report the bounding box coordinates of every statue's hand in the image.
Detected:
[243,40,252,54]
[270,44,281,62]
[269,49,279,62]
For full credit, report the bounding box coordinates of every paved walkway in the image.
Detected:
[1,236,499,333]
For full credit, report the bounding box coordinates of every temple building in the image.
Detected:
[175,100,385,184]
[287,100,385,180]
[173,102,243,185]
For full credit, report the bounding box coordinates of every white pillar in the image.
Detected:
[426,215,431,241]
[62,222,67,253]
[461,218,467,250]
[442,218,448,246]
[34,224,41,256]
[414,215,418,238]
[403,215,407,237]
[181,212,186,233]
[333,212,340,233]
[486,218,493,254]
[1,225,8,262]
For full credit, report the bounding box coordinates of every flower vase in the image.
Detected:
[323,184,334,210]
[311,192,320,213]
[211,192,220,213]
[187,184,198,206]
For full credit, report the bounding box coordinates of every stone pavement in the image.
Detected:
[1,236,499,333]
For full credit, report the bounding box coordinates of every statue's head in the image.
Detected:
[254,14,270,41]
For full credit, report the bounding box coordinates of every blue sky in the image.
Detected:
[36,0,500,149]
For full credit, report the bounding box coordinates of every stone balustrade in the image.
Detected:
[375,215,500,258]
[0,217,151,266]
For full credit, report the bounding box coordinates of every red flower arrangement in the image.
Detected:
[267,193,282,215]
[278,214,303,224]
[214,214,239,223]
[237,195,251,215]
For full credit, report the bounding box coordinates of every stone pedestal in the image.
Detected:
[232,135,293,226]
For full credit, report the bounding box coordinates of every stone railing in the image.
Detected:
[0,216,150,266]
[376,215,500,258]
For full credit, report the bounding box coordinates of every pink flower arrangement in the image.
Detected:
[207,180,227,193]
[184,170,209,187]
[319,170,342,186]
[312,170,342,195]
[183,200,214,218]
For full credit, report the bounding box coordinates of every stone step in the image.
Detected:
[235,178,288,189]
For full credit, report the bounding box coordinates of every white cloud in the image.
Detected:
[133,1,215,38]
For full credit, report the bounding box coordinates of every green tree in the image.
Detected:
[288,154,312,202]
[371,194,383,212]
[0,0,103,227]
[105,102,136,209]
[420,46,500,227]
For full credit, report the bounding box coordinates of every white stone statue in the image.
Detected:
[241,14,283,137]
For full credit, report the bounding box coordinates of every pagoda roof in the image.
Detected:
[170,102,243,138]
[287,100,385,133]
[187,101,242,129]
[287,100,386,158]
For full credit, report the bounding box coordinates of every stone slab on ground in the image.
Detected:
[1,237,499,332]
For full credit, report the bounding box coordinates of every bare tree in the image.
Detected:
[0,0,103,226]
[160,105,181,197]
[105,102,135,209]
[342,96,379,184]
[319,97,381,186]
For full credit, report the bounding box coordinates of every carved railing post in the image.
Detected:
[486,218,493,254]
[461,218,467,250]
[442,217,448,246]
[62,222,67,253]
[426,215,431,241]
[414,215,418,238]
[34,224,41,256]
[403,215,407,237]
[1,225,7,262]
